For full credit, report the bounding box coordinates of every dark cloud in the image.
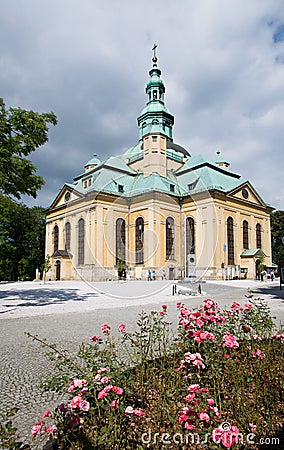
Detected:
[1,0,284,210]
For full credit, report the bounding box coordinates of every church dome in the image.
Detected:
[85,153,101,171]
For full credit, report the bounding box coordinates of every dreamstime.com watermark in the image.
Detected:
[141,422,281,447]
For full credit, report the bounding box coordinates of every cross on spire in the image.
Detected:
[152,44,158,64]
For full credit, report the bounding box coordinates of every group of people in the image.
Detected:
[147,269,166,281]
[259,270,275,282]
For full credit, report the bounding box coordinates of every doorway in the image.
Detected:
[55,260,61,280]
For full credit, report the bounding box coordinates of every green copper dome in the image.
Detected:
[85,153,101,169]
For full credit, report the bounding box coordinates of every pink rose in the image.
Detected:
[112,386,124,395]
[118,323,126,333]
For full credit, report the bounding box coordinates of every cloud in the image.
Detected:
[1,0,284,210]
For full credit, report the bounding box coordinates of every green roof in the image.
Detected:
[240,249,266,258]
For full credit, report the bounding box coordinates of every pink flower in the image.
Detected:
[89,335,103,343]
[231,301,241,311]
[112,386,124,395]
[272,332,284,343]
[251,349,265,360]
[253,334,262,341]
[184,421,195,430]
[224,353,230,359]
[101,323,111,334]
[182,352,205,370]
[68,395,90,411]
[188,384,201,393]
[100,376,111,384]
[222,332,239,349]
[79,399,90,411]
[31,422,44,436]
[185,393,195,403]
[98,367,110,374]
[212,425,240,448]
[110,399,119,410]
[207,398,214,406]
[244,303,253,310]
[118,323,126,333]
[195,318,204,327]
[98,385,113,400]
[125,406,145,416]
[199,411,210,421]
[44,425,57,435]
[43,410,51,418]
[68,378,88,392]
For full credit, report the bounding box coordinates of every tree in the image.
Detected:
[0,196,46,281]
[270,210,284,266]
[42,254,52,284]
[0,98,57,199]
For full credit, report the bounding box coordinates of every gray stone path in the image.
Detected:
[0,279,283,447]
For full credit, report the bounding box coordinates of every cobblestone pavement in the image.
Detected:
[0,279,283,448]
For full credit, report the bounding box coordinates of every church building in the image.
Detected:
[45,50,273,281]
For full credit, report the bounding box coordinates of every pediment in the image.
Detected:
[227,182,266,207]
[48,185,83,210]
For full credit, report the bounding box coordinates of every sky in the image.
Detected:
[1,0,284,210]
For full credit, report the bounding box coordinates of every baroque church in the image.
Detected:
[45,50,273,281]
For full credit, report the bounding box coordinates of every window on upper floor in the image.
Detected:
[78,218,85,265]
[116,218,126,266]
[227,217,234,265]
[135,217,144,265]
[65,222,71,252]
[243,220,249,249]
[256,223,262,249]
[53,225,59,253]
[186,217,195,255]
[166,217,175,260]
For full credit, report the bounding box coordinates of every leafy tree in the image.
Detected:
[0,99,57,280]
[270,210,284,266]
[0,98,57,199]
[0,196,46,281]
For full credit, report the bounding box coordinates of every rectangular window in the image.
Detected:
[152,136,157,142]
[170,184,175,192]
[118,184,124,193]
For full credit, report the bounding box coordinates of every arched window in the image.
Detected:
[166,217,175,260]
[116,218,126,265]
[53,225,59,253]
[78,218,85,265]
[227,217,234,265]
[256,223,262,249]
[186,217,195,255]
[135,217,144,265]
[243,220,249,249]
[65,222,71,251]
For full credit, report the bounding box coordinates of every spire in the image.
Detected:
[137,46,174,141]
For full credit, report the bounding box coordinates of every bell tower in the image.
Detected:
[137,45,174,177]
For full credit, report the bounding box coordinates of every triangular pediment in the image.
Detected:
[48,184,83,210]
[227,182,266,207]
